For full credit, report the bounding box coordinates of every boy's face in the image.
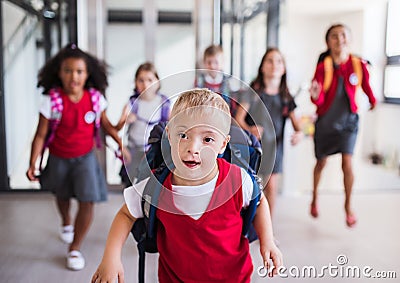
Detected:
[167,108,230,186]
[204,53,224,78]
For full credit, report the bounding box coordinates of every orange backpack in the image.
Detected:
[323,55,363,92]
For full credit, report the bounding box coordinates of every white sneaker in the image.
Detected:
[67,250,85,271]
[60,225,74,244]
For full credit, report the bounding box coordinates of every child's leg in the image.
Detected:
[312,157,327,205]
[56,198,72,226]
[342,153,354,214]
[311,157,327,217]
[69,201,94,252]
[342,153,357,227]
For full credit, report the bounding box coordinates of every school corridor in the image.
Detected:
[1,0,400,282]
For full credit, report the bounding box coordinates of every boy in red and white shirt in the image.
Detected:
[92,88,282,282]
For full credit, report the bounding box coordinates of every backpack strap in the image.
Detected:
[143,165,172,237]
[129,91,140,115]
[132,165,171,283]
[323,54,363,92]
[195,72,205,88]
[88,88,102,148]
[129,92,169,126]
[323,56,334,93]
[39,88,63,171]
[159,94,170,122]
[241,172,262,242]
[351,55,362,88]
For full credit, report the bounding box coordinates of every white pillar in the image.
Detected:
[77,0,106,59]
[143,0,157,62]
[194,0,216,68]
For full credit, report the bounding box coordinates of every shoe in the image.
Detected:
[60,225,74,244]
[67,250,85,271]
[310,203,319,218]
[346,214,357,228]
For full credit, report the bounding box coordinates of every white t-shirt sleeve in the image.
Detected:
[39,95,51,119]
[123,178,150,218]
[99,94,108,112]
[241,168,253,208]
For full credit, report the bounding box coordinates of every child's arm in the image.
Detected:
[92,204,136,283]
[235,103,263,140]
[101,112,131,163]
[253,194,283,276]
[114,104,132,131]
[26,114,49,181]
[288,111,303,146]
[101,112,123,149]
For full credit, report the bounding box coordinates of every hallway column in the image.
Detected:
[76,0,106,59]
[76,0,108,176]
[0,2,9,190]
[194,0,220,68]
[143,0,157,62]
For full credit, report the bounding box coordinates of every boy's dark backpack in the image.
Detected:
[131,122,262,283]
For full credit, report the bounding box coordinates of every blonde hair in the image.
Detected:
[170,88,231,134]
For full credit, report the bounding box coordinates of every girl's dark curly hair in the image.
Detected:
[37,43,109,94]
[250,47,293,103]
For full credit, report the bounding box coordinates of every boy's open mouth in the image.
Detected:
[183,160,201,168]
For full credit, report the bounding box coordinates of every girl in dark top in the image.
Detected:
[235,48,302,219]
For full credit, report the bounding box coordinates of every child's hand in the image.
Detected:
[260,242,283,277]
[26,167,39,181]
[369,103,376,111]
[126,113,137,124]
[290,131,303,145]
[121,146,132,164]
[309,80,321,100]
[91,259,124,283]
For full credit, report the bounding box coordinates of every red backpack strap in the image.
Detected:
[88,88,102,148]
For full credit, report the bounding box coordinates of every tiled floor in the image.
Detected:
[0,190,399,283]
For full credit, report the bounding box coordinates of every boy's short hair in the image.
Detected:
[203,45,223,59]
[170,88,231,135]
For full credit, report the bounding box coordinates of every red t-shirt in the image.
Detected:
[156,159,253,283]
[49,90,96,158]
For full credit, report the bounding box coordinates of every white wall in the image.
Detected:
[5,31,44,189]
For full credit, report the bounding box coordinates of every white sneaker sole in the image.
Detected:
[67,250,85,271]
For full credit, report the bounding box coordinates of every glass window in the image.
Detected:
[384,65,400,102]
[386,0,400,57]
